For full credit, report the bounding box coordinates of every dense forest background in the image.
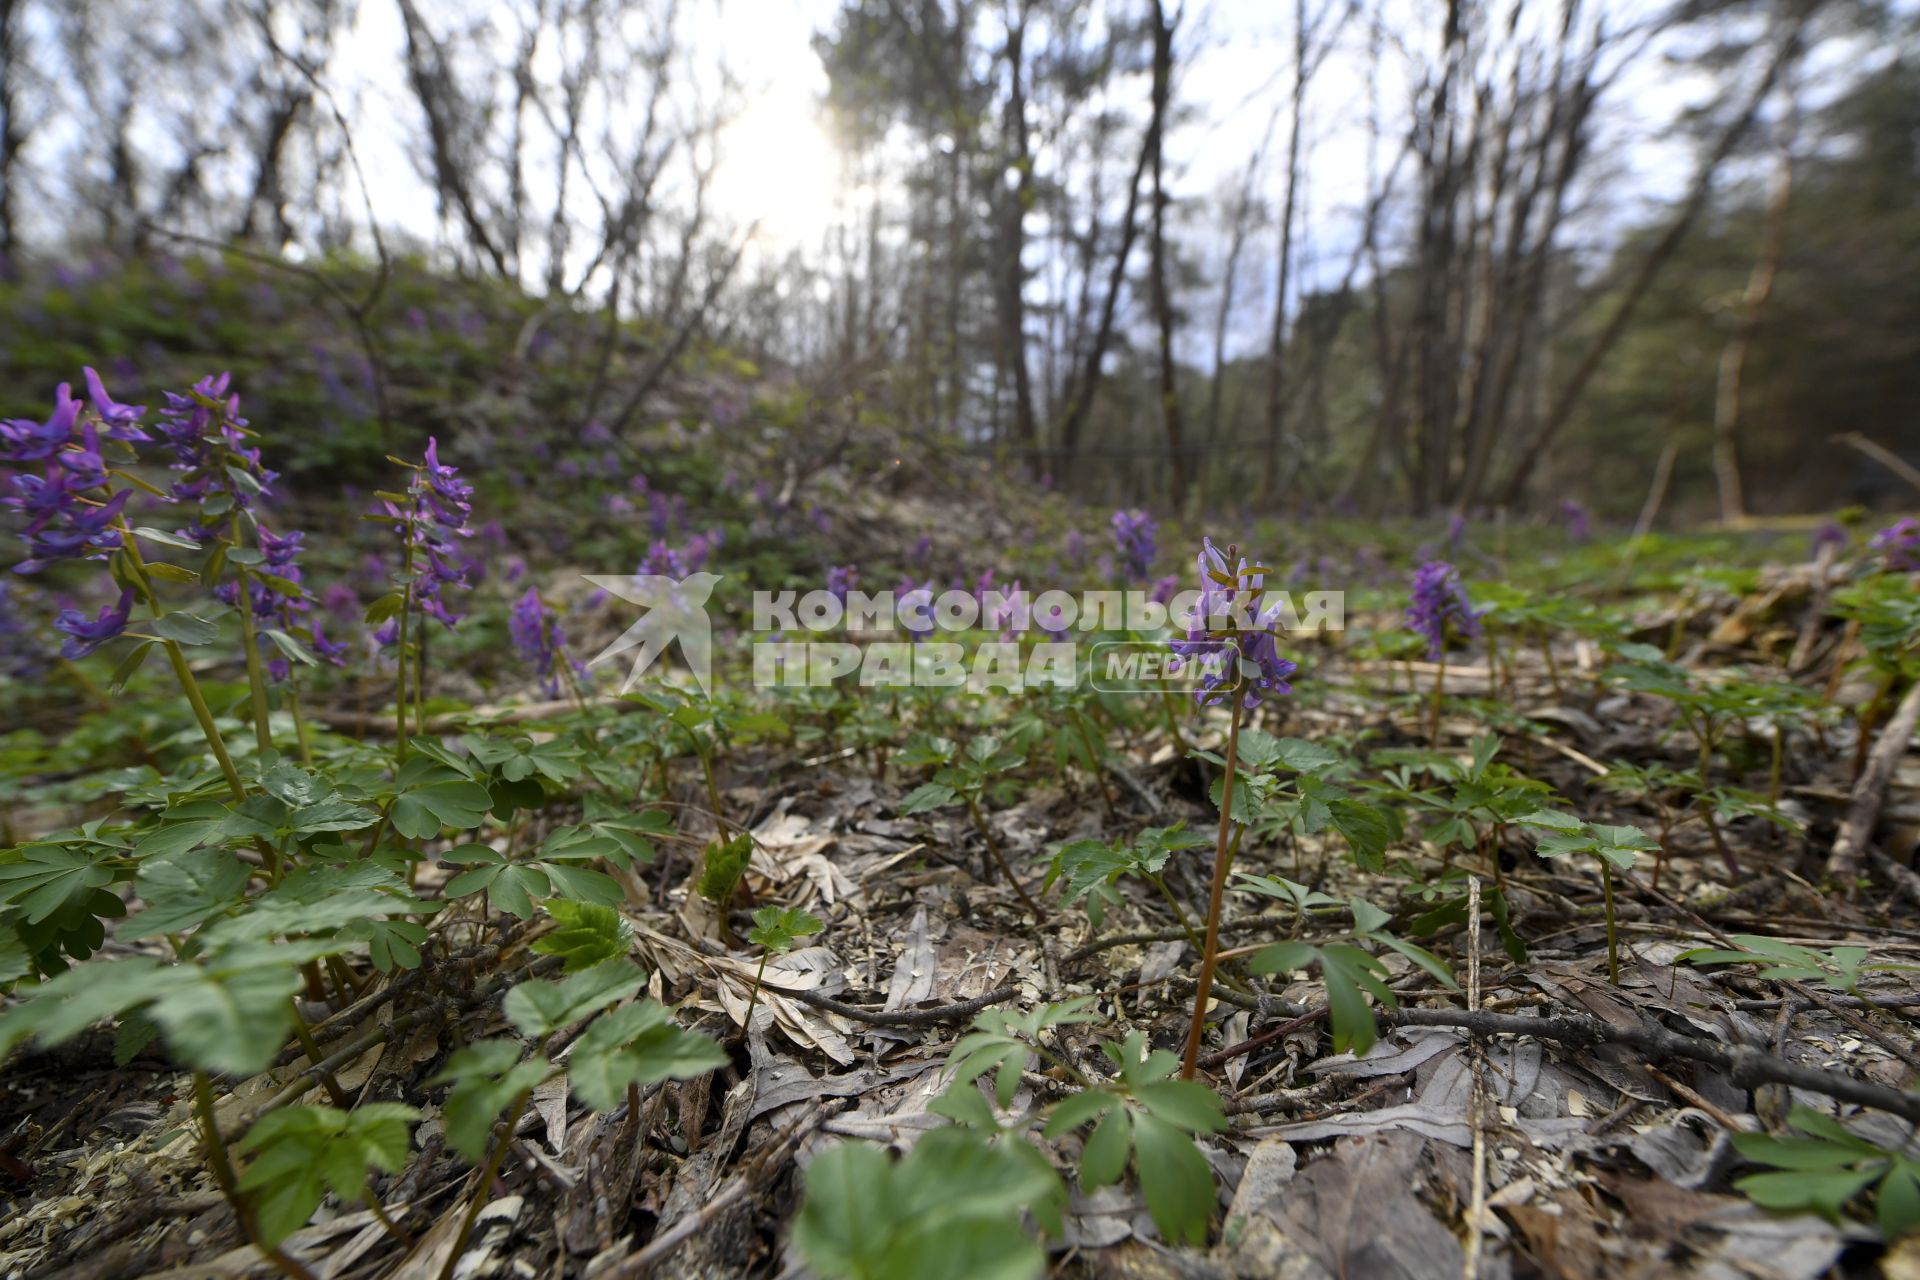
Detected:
[0,0,1916,522]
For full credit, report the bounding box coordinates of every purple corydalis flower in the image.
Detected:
[1557,501,1590,545]
[1063,529,1087,568]
[323,582,361,622]
[827,564,857,604]
[639,541,688,579]
[1150,574,1179,606]
[1168,537,1297,709]
[0,385,80,462]
[54,587,134,659]
[1810,521,1847,557]
[1111,509,1157,581]
[307,619,349,666]
[1408,560,1482,659]
[82,368,149,442]
[510,587,573,697]
[1870,518,1920,572]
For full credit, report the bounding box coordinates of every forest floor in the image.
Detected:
[2,390,1919,1280]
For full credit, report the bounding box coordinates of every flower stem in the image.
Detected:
[964,793,1046,922]
[438,1081,537,1280]
[117,522,246,799]
[1601,861,1620,985]
[1182,695,1243,1079]
[1428,653,1446,746]
[236,571,275,757]
[193,1071,318,1280]
[746,950,769,1022]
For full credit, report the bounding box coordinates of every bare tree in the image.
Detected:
[1147,0,1188,505]
[1712,82,1798,522]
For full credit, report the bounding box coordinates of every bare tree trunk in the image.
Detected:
[0,0,23,262]
[1261,0,1310,500]
[997,1,1039,472]
[1148,0,1187,506]
[1496,0,1817,505]
[1056,109,1154,475]
[1204,121,1273,456]
[1713,98,1795,524]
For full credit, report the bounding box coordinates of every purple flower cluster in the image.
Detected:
[1168,537,1298,709]
[2,375,137,572]
[1111,509,1157,581]
[55,588,134,659]
[636,526,720,581]
[1810,521,1847,558]
[1870,518,1920,572]
[1557,500,1590,544]
[1407,560,1482,659]
[826,564,857,604]
[153,372,277,513]
[509,587,582,698]
[1063,529,1087,569]
[380,437,475,643]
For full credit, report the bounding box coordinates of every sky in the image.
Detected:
[333,0,1697,260]
[303,0,1856,366]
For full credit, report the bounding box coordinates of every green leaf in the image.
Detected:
[1248,941,1317,974]
[0,847,113,925]
[793,1142,897,1279]
[537,862,626,908]
[1319,944,1395,1056]
[431,1041,552,1163]
[503,960,647,1038]
[695,833,752,906]
[1079,1106,1131,1192]
[1518,809,1584,831]
[151,612,221,646]
[1132,1111,1215,1246]
[128,848,249,939]
[146,953,306,1075]
[390,780,493,839]
[131,525,204,551]
[236,1103,419,1245]
[748,904,824,953]
[1879,1160,1920,1239]
[1040,1087,1116,1139]
[1133,1079,1227,1136]
[565,1001,728,1110]
[898,782,958,816]
[531,900,634,972]
[341,917,431,971]
[1736,1168,1882,1220]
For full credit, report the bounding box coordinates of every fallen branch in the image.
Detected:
[1869,846,1920,913]
[1828,679,1920,892]
[1383,1006,1920,1125]
[781,985,1020,1026]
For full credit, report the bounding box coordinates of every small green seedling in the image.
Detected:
[1519,812,1658,984]
[1679,935,1917,997]
[1249,898,1457,1056]
[745,904,822,1019]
